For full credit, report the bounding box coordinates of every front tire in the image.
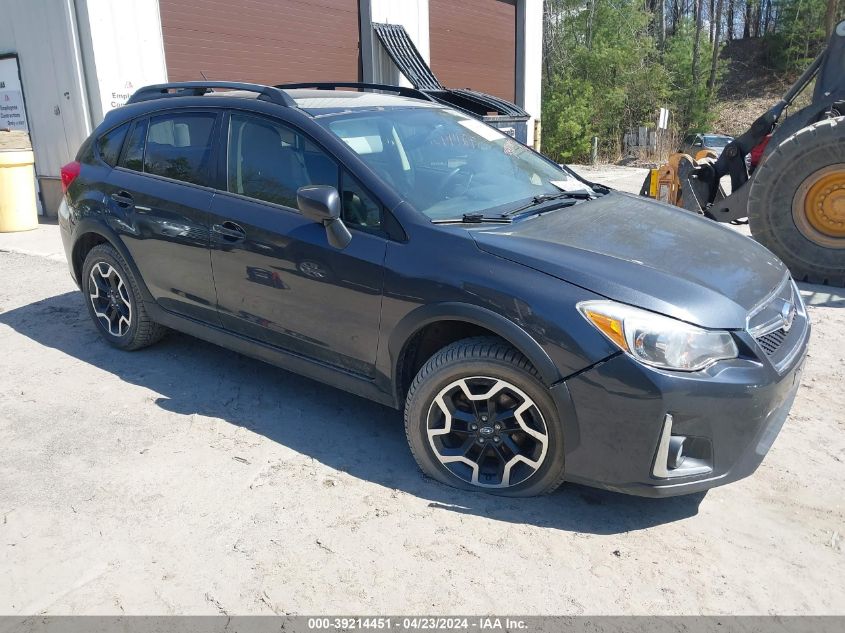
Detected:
[404,337,566,497]
[81,243,167,350]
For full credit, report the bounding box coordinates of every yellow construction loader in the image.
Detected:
[641,20,845,286]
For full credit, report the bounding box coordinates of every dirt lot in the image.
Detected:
[1,169,844,615]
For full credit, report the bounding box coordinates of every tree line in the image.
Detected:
[541,0,842,163]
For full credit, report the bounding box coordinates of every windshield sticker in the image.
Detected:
[457,118,507,142]
[550,179,592,193]
[503,139,526,157]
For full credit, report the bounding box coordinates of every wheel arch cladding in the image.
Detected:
[390,302,562,401]
[71,222,154,303]
[72,232,108,285]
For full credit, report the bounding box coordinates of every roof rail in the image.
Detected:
[126,82,297,107]
[274,82,435,103]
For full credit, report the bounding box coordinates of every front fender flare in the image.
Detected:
[387,302,562,390]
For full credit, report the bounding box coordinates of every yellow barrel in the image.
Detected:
[0,149,38,232]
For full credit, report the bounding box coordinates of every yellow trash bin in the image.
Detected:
[0,149,39,232]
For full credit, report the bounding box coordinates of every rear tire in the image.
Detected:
[749,116,845,286]
[404,337,566,497]
[81,244,167,350]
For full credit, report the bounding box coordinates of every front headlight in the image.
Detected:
[578,300,738,371]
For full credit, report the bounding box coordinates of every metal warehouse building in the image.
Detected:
[0,0,543,216]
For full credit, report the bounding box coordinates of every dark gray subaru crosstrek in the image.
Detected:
[58,82,810,497]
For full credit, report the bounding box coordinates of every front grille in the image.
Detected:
[746,276,808,372]
[755,328,788,356]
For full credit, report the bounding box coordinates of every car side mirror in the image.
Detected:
[297,185,352,250]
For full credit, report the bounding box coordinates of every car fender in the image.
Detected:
[69,217,155,304]
[387,301,562,390]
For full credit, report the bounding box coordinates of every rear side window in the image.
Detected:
[97,123,129,167]
[144,113,217,186]
[120,119,148,172]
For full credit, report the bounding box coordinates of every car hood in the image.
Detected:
[471,192,787,329]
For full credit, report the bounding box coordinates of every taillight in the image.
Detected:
[60,161,81,195]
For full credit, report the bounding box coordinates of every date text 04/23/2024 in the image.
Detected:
[307,617,528,630]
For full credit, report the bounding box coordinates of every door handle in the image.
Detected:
[213,221,247,241]
[110,191,134,208]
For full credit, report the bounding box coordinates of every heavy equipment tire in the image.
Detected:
[404,336,566,497]
[749,116,845,286]
[82,244,168,350]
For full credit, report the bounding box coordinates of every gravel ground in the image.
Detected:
[1,170,844,615]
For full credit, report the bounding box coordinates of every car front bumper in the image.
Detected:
[553,321,810,497]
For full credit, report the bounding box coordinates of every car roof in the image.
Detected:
[100,83,447,130]
[286,89,442,115]
[162,87,442,116]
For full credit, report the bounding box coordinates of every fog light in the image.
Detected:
[668,436,686,470]
[653,414,711,479]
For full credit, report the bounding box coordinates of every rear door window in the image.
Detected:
[143,113,217,186]
[97,123,129,167]
[120,118,148,172]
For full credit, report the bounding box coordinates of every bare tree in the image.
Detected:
[691,0,704,114]
[826,0,841,37]
[542,0,570,86]
[727,0,735,39]
[708,0,724,93]
[762,0,772,33]
[743,0,752,37]
[727,0,733,38]
[671,0,682,35]
[710,0,717,42]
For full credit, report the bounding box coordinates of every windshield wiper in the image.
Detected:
[504,191,594,217]
[432,212,512,224]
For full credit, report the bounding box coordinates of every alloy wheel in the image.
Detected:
[88,261,132,337]
[426,376,549,489]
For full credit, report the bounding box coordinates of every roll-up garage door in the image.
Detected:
[159,0,361,85]
[429,0,516,102]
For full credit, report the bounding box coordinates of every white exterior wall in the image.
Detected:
[0,0,166,214]
[518,0,543,147]
[76,0,168,124]
[0,0,92,182]
[361,0,430,87]
[521,0,542,121]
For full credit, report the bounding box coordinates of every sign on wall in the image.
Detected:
[0,56,29,132]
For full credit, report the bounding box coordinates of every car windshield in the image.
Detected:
[316,107,592,220]
[703,135,731,148]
